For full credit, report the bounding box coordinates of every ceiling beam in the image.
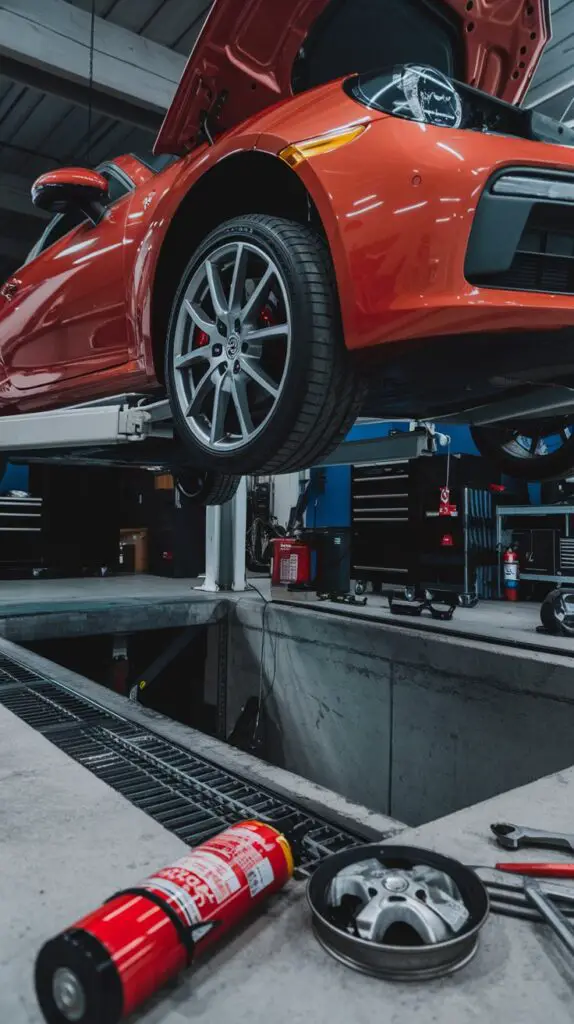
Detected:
[0,173,49,220]
[0,0,187,129]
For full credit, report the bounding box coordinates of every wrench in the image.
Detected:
[491,822,574,854]
[524,880,574,957]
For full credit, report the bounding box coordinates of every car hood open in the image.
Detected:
[154,0,551,155]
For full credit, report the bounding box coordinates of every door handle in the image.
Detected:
[0,280,21,300]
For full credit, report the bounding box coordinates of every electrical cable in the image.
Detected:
[241,582,279,744]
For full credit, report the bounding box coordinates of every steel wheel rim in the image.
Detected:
[497,422,574,460]
[307,844,489,982]
[172,241,292,453]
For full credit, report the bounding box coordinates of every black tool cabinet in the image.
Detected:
[351,454,502,599]
[352,460,414,589]
[0,495,43,576]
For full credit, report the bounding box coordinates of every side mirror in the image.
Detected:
[31,168,109,225]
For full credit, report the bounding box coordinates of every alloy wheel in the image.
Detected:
[494,422,574,460]
[172,241,292,454]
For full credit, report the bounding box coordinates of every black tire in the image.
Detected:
[176,469,240,506]
[471,423,574,481]
[165,215,362,475]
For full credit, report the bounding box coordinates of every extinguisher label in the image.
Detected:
[144,876,203,927]
[503,565,519,581]
[280,555,299,583]
[136,822,289,944]
[180,852,242,901]
[157,851,241,903]
[144,852,243,927]
[245,858,274,898]
[203,826,276,872]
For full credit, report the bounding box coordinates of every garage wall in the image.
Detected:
[228,600,574,825]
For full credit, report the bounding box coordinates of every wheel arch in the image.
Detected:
[149,151,328,384]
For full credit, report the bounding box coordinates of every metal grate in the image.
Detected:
[0,653,44,684]
[0,652,374,874]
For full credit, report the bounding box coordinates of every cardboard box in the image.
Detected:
[119,528,148,574]
[154,474,174,491]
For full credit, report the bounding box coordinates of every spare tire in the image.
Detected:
[540,587,574,637]
[471,421,574,481]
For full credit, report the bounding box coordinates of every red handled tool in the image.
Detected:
[496,863,574,878]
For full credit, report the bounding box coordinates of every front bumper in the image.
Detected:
[295,116,574,352]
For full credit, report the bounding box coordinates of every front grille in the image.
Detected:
[471,203,574,294]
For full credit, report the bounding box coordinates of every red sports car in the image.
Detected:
[2,0,574,488]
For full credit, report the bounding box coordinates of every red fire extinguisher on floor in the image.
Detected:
[35,820,294,1024]
[503,545,520,601]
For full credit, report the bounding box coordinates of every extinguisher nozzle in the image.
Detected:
[35,929,123,1024]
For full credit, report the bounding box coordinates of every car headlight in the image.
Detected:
[347,63,574,150]
[350,64,463,129]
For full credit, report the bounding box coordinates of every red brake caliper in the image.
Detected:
[195,329,210,348]
[260,305,275,328]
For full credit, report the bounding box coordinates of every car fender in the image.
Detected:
[129,82,379,374]
[127,128,265,378]
[251,82,387,350]
[253,128,369,350]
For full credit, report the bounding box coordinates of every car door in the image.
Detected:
[0,164,135,396]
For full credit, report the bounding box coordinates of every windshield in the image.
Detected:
[293,0,463,94]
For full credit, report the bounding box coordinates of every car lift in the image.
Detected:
[0,395,440,593]
[0,394,174,450]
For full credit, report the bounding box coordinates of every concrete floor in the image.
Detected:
[3,697,574,1024]
[0,573,570,653]
[272,588,574,655]
[0,574,206,613]
[0,575,224,642]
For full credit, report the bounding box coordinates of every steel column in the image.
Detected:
[203,477,247,592]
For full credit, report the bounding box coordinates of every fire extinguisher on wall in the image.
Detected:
[35,820,294,1024]
[503,545,520,601]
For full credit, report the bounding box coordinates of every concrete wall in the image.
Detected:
[228,600,574,825]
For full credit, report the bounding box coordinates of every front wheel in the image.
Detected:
[165,215,363,476]
[471,421,574,480]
